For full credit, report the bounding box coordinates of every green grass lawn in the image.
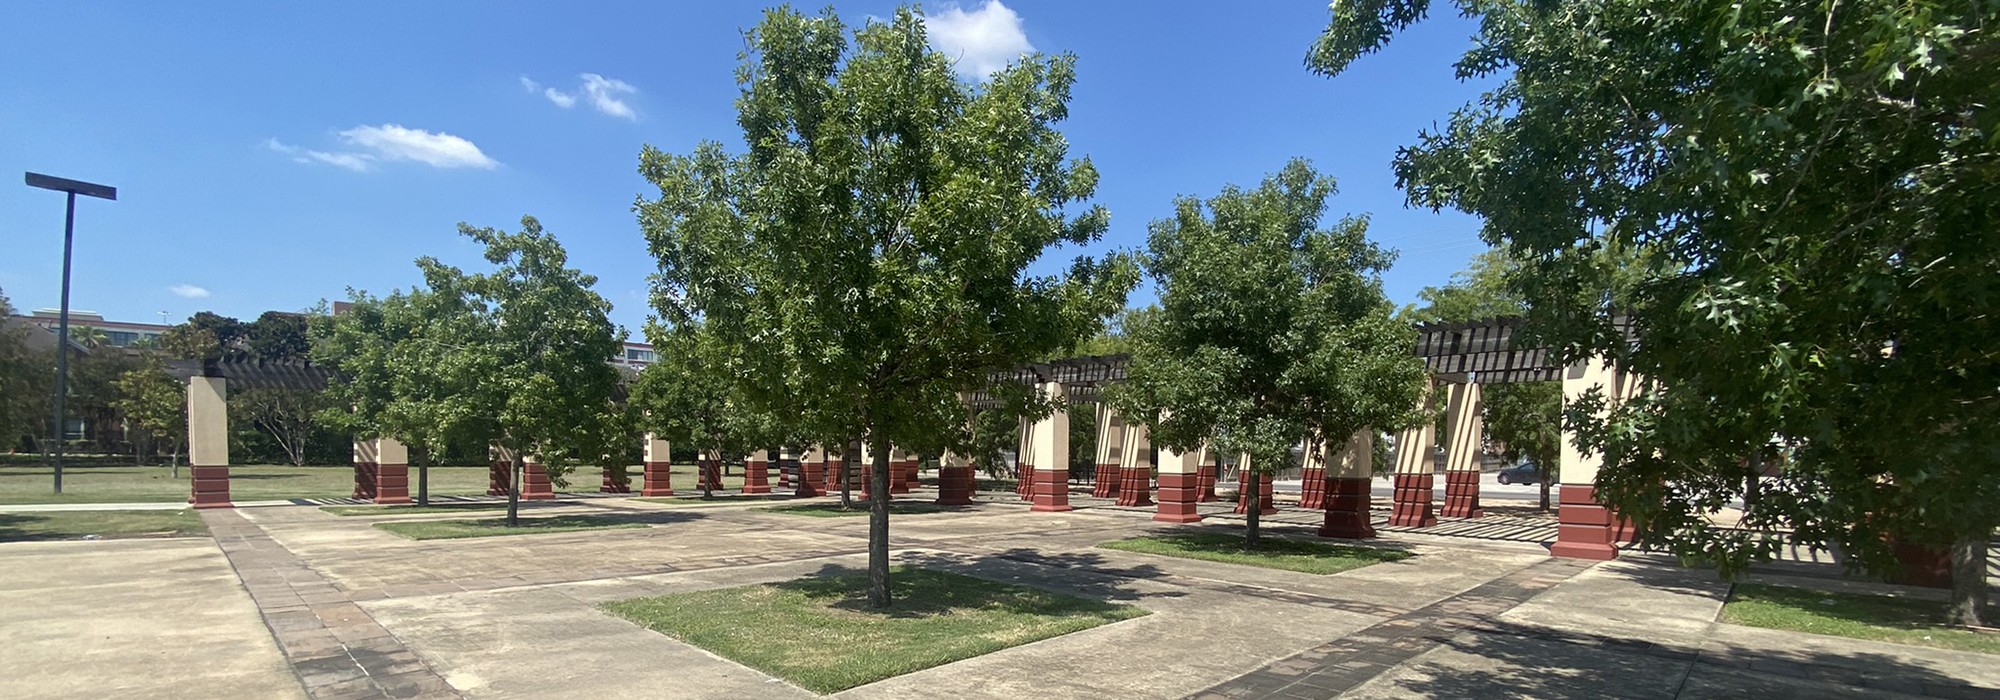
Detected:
[601,566,1146,693]
[755,502,962,517]
[321,502,512,516]
[374,514,649,540]
[0,464,498,504]
[0,509,208,542]
[1723,583,2000,655]
[1098,532,1412,575]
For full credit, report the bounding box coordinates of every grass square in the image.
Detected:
[1098,532,1411,574]
[1722,583,2000,655]
[600,566,1147,693]
[0,509,208,542]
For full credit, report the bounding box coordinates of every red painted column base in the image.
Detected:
[1016,463,1033,501]
[743,460,771,494]
[1030,464,1071,512]
[190,465,232,509]
[1440,470,1483,518]
[888,459,912,494]
[797,460,824,497]
[935,466,976,505]
[777,459,793,489]
[600,466,632,494]
[641,461,675,497]
[1153,472,1202,523]
[1388,473,1438,527]
[1091,463,1120,498]
[824,459,841,495]
[487,462,511,496]
[374,464,412,504]
[1888,540,1953,588]
[1234,471,1277,515]
[1299,466,1327,510]
[697,460,724,493]
[1318,477,1374,539]
[1550,485,1619,560]
[352,462,379,500]
[1197,465,1218,503]
[521,462,556,500]
[1115,466,1154,507]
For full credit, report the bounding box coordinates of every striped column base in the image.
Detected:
[1318,477,1374,539]
[1389,473,1437,527]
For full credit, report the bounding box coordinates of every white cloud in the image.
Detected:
[521,73,636,119]
[265,125,498,171]
[169,284,211,299]
[338,124,499,169]
[925,0,1034,77]
[265,138,373,172]
[579,73,637,119]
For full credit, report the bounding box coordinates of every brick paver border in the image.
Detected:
[203,510,461,700]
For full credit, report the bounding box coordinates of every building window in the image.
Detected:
[626,348,655,362]
[106,330,140,346]
[63,418,87,441]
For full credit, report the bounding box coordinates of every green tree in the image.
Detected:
[112,355,186,475]
[231,387,329,467]
[317,217,623,523]
[244,311,312,362]
[1312,0,2000,623]
[639,6,1133,608]
[158,311,246,361]
[0,289,54,452]
[630,323,767,500]
[1110,159,1430,547]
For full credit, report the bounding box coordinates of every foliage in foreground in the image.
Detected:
[1312,0,2000,624]
[1099,532,1411,575]
[600,566,1146,693]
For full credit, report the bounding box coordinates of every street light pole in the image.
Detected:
[26,173,118,495]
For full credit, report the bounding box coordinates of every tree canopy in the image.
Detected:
[1110,158,1430,546]
[1312,0,2000,623]
[638,5,1134,607]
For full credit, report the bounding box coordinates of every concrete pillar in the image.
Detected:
[351,438,380,501]
[487,443,514,496]
[777,448,796,490]
[1196,447,1219,502]
[901,451,921,494]
[797,445,825,497]
[1115,420,1154,507]
[641,435,675,496]
[1389,384,1439,527]
[935,448,976,505]
[1299,437,1328,510]
[698,450,724,493]
[1154,442,1202,523]
[1234,453,1278,515]
[1552,358,1620,560]
[373,438,412,504]
[744,449,772,495]
[888,447,912,495]
[1091,403,1124,498]
[521,454,555,500]
[1319,431,1376,539]
[1027,382,1072,512]
[600,463,632,494]
[1015,416,1034,501]
[187,376,231,509]
[1440,382,1485,518]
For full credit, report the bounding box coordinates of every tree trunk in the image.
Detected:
[1245,484,1262,549]
[418,461,430,507]
[171,445,180,479]
[867,439,893,609]
[1538,465,1552,512]
[1948,534,1988,627]
[839,442,855,509]
[507,451,523,527]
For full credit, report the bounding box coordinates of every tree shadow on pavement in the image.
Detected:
[893,548,1188,604]
[1387,617,1989,700]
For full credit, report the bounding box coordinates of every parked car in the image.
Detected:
[1497,461,1547,485]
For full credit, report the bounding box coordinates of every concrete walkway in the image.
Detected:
[4,488,1997,699]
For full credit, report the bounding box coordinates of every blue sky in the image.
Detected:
[1,1,1497,335]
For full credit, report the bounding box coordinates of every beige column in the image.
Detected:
[744,448,772,494]
[1318,430,1377,538]
[1154,439,1202,523]
[1389,382,1440,527]
[641,434,674,496]
[1440,382,1485,518]
[1115,420,1153,507]
[1552,357,1619,560]
[1091,403,1124,498]
[187,376,230,508]
[372,437,412,504]
[796,444,825,497]
[1027,381,1072,512]
[1015,415,1035,500]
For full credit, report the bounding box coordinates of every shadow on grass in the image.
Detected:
[1124,531,1414,563]
[774,564,1148,619]
[0,511,205,542]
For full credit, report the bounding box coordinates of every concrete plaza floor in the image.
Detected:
[2,489,1996,699]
